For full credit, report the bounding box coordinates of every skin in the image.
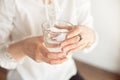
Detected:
[8,25,96,64]
[7,0,96,65]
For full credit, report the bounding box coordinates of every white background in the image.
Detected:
[74,0,120,74]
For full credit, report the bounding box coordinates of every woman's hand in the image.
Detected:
[8,36,67,64]
[61,25,96,55]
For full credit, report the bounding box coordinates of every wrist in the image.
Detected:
[7,43,25,61]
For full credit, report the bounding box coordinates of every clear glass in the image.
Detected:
[42,20,73,52]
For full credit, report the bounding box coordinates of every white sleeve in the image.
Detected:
[77,0,98,53]
[0,0,18,69]
[77,0,93,28]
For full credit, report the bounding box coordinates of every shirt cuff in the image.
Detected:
[0,43,18,69]
[0,37,29,70]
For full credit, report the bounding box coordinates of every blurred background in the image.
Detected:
[74,0,120,74]
[0,0,120,80]
[73,0,120,79]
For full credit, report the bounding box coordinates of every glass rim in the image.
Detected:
[42,20,73,32]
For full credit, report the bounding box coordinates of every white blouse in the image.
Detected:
[0,0,93,80]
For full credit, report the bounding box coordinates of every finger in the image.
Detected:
[62,42,81,53]
[83,36,95,48]
[55,25,73,31]
[85,41,94,48]
[33,50,44,63]
[62,40,85,53]
[67,26,82,38]
[41,43,66,59]
[40,43,50,54]
[47,58,68,64]
[29,52,42,63]
[67,43,88,55]
[41,53,67,64]
[60,35,80,47]
[47,52,66,59]
[45,42,60,48]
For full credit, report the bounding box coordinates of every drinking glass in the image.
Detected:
[42,21,73,52]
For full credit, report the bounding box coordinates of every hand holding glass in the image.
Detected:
[42,21,73,53]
